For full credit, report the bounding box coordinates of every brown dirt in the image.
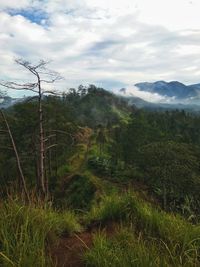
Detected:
[51,223,117,267]
[51,232,92,267]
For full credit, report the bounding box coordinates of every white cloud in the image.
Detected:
[138,0,200,30]
[0,0,200,98]
[116,86,175,103]
[0,0,30,9]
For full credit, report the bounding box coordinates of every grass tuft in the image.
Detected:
[85,191,200,266]
[85,227,200,267]
[0,199,81,267]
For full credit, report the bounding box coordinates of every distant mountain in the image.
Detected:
[126,95,200,111]
[118,84,200,111]
[0,96,21,108]
[126,95,154,109]
[135,81,200,100]
[2,82,200,113]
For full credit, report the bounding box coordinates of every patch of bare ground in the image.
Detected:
[51,232,92,267]
[51,222,116,267]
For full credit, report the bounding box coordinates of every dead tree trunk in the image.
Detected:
[0,109,30,201]
[38,76,46,196]
[0,59,62,199]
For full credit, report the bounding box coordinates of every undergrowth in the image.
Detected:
[0,198,81,267]
[85,227,199,267]
[85,191,200,266]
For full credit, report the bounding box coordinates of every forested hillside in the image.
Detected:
[1,85,200,266]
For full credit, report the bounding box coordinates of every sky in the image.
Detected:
[1,0,200,99]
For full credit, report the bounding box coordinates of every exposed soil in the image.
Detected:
[51,223,116,267]
[51,232,92,267]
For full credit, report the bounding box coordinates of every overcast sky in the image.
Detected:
[1,0,200,97]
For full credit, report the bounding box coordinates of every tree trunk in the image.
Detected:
[38,78,46,196]
[0,110,30,201]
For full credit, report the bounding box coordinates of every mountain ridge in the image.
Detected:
[135,80,200,99]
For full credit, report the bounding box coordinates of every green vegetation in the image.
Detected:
[86,191,200,243]
[1,85,200,266]
[0,198,81,267]
[56,174,96,210]
[85,191,200,266]
[85,228,199,267]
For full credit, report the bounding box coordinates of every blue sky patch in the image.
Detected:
[8,8,49,25]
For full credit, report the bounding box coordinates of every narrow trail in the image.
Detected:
[51,129,96,267]
[51,231,92,267]
[51,223,116,267]
[61,128,94,186]
[51,127,158,266]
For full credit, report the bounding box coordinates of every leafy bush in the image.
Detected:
[57,164,71,178]
[63,174,96,210]
[88,156,114,176]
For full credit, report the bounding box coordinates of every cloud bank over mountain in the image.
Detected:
[117,81,200,106]
[117,85,174,103]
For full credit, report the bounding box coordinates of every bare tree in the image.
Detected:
[0,59,62,197]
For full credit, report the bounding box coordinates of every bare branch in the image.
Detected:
[49,129,75,145]
[40,76,62,83]
[45,142,75,151]
[44,134,56,142]
[0,81,38,93]
[38,69,61,77]
[15,58,61,79]
[45,144,58,150]
[42,90,62,96]
[33,59,50,70]
[15,59,38,76]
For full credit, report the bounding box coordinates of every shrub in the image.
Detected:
[57,164,71,178]
[63,174,96,210]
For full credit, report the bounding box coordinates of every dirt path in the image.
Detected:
[51,223,116,267]
[51,232,93,267]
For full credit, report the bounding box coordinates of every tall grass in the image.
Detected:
[85,228,199,267]
[85,191,200,266]
[86,191,200,241]
[0,198,81,267]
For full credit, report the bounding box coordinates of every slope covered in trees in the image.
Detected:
[1,85,200,266]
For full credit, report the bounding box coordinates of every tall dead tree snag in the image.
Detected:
[0,59,61,197]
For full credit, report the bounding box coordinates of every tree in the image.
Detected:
[0,59,61,197]
[96,125,107,156]
[139,141,200,210]
[77,85,87,97]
